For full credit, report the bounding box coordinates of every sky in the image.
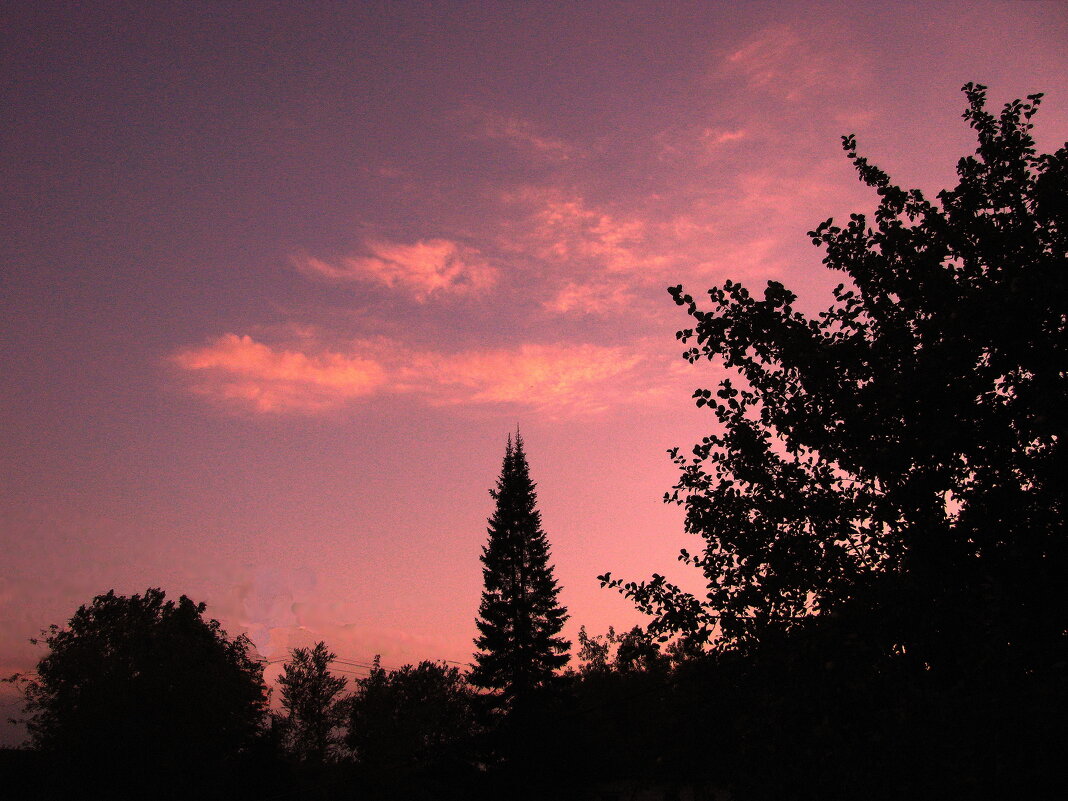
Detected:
[2,1,1067,745]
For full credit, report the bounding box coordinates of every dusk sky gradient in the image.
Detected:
[3,1,1067,744]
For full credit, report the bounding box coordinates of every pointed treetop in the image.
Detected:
[472,432,570,699]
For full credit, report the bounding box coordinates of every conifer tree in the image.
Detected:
[471,433,570,701]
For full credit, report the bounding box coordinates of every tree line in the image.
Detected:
[3,84,1064,800]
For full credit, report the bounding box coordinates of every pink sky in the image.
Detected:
[3,1,1067,744]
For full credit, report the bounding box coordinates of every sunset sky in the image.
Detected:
[3,1,1067,744]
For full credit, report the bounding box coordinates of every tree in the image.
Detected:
[277,641,348,763]
[11,588,267,797]
[601,84,1066,671]
[575,625,615,675]
[612,625,668,673]
[347,658,478,773]
[575,625,668,675]
[470,433,570,701]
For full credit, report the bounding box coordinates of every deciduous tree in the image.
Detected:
[278,641,348,763]
[347,658,477,772]
[602,84,1066,673]
[12,588,267,798]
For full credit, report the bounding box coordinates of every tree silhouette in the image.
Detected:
[575,624,615,675]
[278,641,348,763]
[574,624,668,675]
[347,658,478,775]
[12,588,267,799]
[601,83,1066,675]
[471,433,570,702]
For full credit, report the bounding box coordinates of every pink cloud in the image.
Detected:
[732,156,866,223]
[413,343,645,414]
[498,188,678,293]
[171,333,660,416]
[294,238,497,300]
[701,127,748,149]
[542,281,636,314]
[525,193,651,273]
[722,24,861,102]
[654,124,749,165]
[468,107,575,160]
[171,334,387,413]
[495,188,725,315]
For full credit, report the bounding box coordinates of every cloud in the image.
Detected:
[732,156,865,223]
[542,281,636,314]
[414,343,644,413]
[701,127,748,149]
[653,123,750,165]
[722,24,864,103]
[171,334,387,413]
[294,238,498,300]
[725,25,822,100]
[468,107,575,160]
[499,188,675,294]
[172,334,658,416]
[525,192,651,273]
[494,188,711,315]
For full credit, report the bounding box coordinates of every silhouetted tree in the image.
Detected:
[575,624,615,675]
[12,588,267,799]
[471,433,570,702]
[612,625,668,673]
[602,84,1066,675]
[574,624,667,675]
[347,658,478,776]
[278,641,348,763]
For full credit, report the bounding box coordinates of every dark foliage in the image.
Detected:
[575,624,669,675]
[602,84,1066,670]
[471,433,570,702]
[9,588,267,800]
[595,83,1067,798]
[347,658,480,788]
[278,640,348,763]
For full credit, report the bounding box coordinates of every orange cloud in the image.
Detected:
[171,334,387,413]
[172,334,655,416]
[294,238,497,300]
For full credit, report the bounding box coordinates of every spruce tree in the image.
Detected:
[471,433,570,701]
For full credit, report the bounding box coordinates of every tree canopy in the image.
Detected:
[471,433,570,701]
[14,588,267,796]
[278,640,348,763]
[347,658,478,774]
[602,84,1066,669]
